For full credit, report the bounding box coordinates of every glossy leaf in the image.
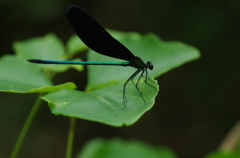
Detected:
[0,55,76,93]
[43,78,158,126]
[66,34,88,55]
[13,33,70,72]
[204,151,240,158]
[77,138,177,158]
[43,30,200,126]
[87,30,200,90]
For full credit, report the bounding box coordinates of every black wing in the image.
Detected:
[65,5,135,61]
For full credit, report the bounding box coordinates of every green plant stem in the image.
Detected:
[10,93,44,158]
[66,117,76,158]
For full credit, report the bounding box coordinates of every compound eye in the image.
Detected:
[149,64,153,70]
[147,61,153,70]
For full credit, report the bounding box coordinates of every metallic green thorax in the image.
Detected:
[129,56,153,70]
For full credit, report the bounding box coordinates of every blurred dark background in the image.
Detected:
[0,0,239,158]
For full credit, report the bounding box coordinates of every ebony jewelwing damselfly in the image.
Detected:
[28,5,157,109]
